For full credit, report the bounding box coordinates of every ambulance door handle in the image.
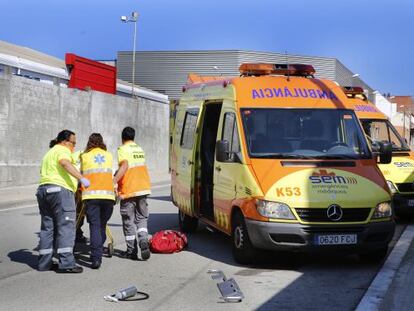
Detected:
[187,160,194,165]
[215,166,221,172]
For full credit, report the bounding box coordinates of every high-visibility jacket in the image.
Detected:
[117,141,151,199]
[80,148,115,201]
[39,144,78,193]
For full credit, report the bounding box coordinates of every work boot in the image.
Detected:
[139,239,151,260]
[56,265,83,273]
[91,260,101,270]
[121,251,138,261]
[38,262,59,272]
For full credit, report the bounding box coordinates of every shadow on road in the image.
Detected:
[8,249,38,269]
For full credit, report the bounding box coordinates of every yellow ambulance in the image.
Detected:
[342,87,414,218]
[170,63,395,264]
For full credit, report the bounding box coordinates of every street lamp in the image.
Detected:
[121,11,138,98]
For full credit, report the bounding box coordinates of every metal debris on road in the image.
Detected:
[208,269,244,303]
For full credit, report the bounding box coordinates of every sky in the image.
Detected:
[1,0,413,95]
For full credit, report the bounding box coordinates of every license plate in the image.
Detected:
[408,200,414,207]
[315,234,357,245]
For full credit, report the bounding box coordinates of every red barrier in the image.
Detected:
[65,53,116,94]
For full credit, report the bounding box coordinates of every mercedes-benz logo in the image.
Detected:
[327,204,343,221]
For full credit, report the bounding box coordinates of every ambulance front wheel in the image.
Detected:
[232,211,256,264]
[178,209,198,233]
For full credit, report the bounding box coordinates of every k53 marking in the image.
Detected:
[276,187,301,197]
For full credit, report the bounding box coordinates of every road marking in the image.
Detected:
[0,183,171,213]
[355,224,414,311]
[152,183,170,189]
[0,204,37,212]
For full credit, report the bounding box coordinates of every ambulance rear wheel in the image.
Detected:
[232,212,256,265]
[178,210,198,233]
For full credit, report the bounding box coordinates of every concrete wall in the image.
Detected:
[0,75,169,187]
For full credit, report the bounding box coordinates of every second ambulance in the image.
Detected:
[343,87,414,218]
[170,63,395,264]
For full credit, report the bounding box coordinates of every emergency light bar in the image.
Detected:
[342,86,364,95]
[342,86,367,100]
[239,63,315,77]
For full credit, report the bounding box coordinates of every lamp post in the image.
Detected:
[121,12,138,98]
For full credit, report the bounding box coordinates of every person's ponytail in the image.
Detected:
[49,138,58,148]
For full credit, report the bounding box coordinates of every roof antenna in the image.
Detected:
[285,50,290,81]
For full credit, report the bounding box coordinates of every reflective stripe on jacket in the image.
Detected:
[81,148,115,201]
[117,141,151,199]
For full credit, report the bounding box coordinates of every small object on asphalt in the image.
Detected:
[103,285,150,302]
[104,286,138,302]
[207,269,244,303]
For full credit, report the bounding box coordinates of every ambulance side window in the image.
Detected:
[222,112,240,153]
[180,110,198,149]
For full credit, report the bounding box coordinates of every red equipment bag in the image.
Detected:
[149,230,188,254]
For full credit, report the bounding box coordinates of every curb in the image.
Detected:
[355,224,414,310]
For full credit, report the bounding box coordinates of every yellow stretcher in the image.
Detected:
[75,191,114,257]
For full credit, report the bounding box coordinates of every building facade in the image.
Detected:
[117,50,374,100]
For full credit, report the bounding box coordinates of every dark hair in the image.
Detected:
[122,126,135,141]
[85,133,107,152]
[49,129,75,148]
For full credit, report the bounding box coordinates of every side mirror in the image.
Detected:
[379,141,392,164]
[370,141,381,153]
[216,140,230,162]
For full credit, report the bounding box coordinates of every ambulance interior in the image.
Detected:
[198,102,222,220]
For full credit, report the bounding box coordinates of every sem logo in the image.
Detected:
[309,170,358,184]
[394,162,414,168]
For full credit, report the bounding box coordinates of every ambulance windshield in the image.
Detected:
[241,108,371,159]
[361,119,410,152]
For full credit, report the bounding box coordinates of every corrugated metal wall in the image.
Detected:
[118,50,240,99]
[117,50,372,100]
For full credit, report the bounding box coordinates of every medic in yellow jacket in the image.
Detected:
[80,133,115,269]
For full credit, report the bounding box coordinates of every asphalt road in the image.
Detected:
[0,185,405,311]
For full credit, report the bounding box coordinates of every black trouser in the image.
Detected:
[85,199,114,262]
